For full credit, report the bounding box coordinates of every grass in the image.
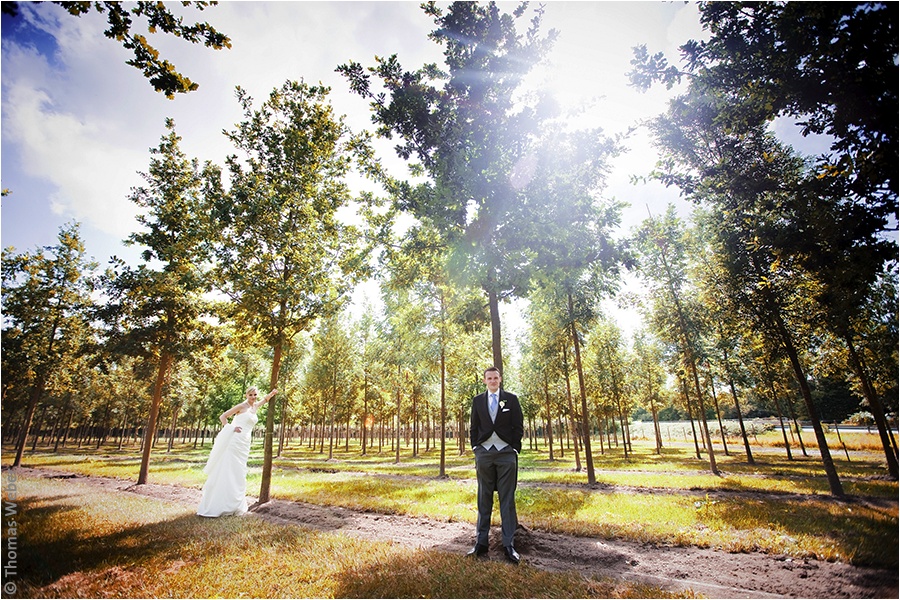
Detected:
[3,427,898,590]
[7,475,689,599]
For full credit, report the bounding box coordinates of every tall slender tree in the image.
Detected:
[99,119,219,484]
[306,310,358,461]
[635,208,718,475]
[212,81,374,503]
[339,1,560,372]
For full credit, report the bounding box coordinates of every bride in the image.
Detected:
[197,386,277,517]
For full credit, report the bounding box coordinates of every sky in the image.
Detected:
[1,1,715,339]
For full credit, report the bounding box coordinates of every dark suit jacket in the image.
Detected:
[470,389,524,453]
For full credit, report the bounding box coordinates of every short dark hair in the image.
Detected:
[484,366,501,376]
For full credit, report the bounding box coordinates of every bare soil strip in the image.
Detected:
[19,467,899,599]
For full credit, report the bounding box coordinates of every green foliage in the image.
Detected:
[213,80,372,349]
[811,376,865,423]
[1,223,97,464]
[340,2,627,372]
[1,223,97,378]
[631,2,897,202]
[3,1,232,98]
[97,120,220,369]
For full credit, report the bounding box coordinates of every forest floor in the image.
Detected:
[18,466,898,599]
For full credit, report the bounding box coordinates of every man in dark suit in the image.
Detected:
[467,366,524,564]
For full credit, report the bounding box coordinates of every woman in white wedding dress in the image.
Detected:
[197,386,277,517]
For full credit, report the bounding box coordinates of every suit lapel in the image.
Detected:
[477,392,489,420]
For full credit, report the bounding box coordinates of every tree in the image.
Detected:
[354,305,381,456]
[586,316,633,460]
[212,80,374,503]
[306,310,358,461]
[382,217,487,475]
[692,244,756,464]
[2,223,97,467]
[524,123,626,483]
[98,119,219,484]
[525,289,573,463]
[631,330,667,455]
[630,2,897,203]
[2,1,231,98]
[631,4,898,478]
[635,207,719,475]
[339,1,560,372]
[668,119,847,495]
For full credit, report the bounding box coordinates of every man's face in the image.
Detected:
[484,370,502,393]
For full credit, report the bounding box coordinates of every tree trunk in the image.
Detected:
[722,344,754,464]
[439,345,447,478]
[167,404,180,453]
[412,391,419,458]
[649,388,663,454]
[681,376,702,460]
[277,393,288,458]
[706,369,730,456]
[394,372,401,464]
[563,361,582,472]
[327,376,336,461]
[568,292,595,485]
[773,389,793,460]
[362,372,369,456]
[769,306,844,496]
[13,376,45,467]
[488,288,503,373]
[138,351,173,485]
[32,406,47,451]
[784,394,808,457]
[687,355,718,473]
[258,340,283,504]
[563,344,581,473]
[843,332,898,478]
[543,374,555,460]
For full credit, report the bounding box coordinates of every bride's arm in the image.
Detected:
[219,401,249,426]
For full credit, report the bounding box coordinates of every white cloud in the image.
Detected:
[2,72,144,237]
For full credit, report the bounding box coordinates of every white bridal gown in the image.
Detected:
[197,407,257,517]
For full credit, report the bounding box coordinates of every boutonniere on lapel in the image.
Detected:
[499,400,507,410]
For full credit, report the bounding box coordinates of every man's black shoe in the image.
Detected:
[467,544,489,558]
[504,546,520,565]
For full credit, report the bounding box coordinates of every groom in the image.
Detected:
[467,366,524,564]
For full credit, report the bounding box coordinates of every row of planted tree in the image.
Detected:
[2,3,897,501]
[0,391,633,465]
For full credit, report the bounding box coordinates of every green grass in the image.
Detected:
[5,429,898,573]
[8,475,687,599]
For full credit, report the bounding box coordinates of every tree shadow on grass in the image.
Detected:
[16,503,201,588]
[329,547,620,599]
[705,492,898,570]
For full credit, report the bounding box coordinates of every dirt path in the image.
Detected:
[23,468,898,599]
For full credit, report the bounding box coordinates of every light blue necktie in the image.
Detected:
[489,393,498,422]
